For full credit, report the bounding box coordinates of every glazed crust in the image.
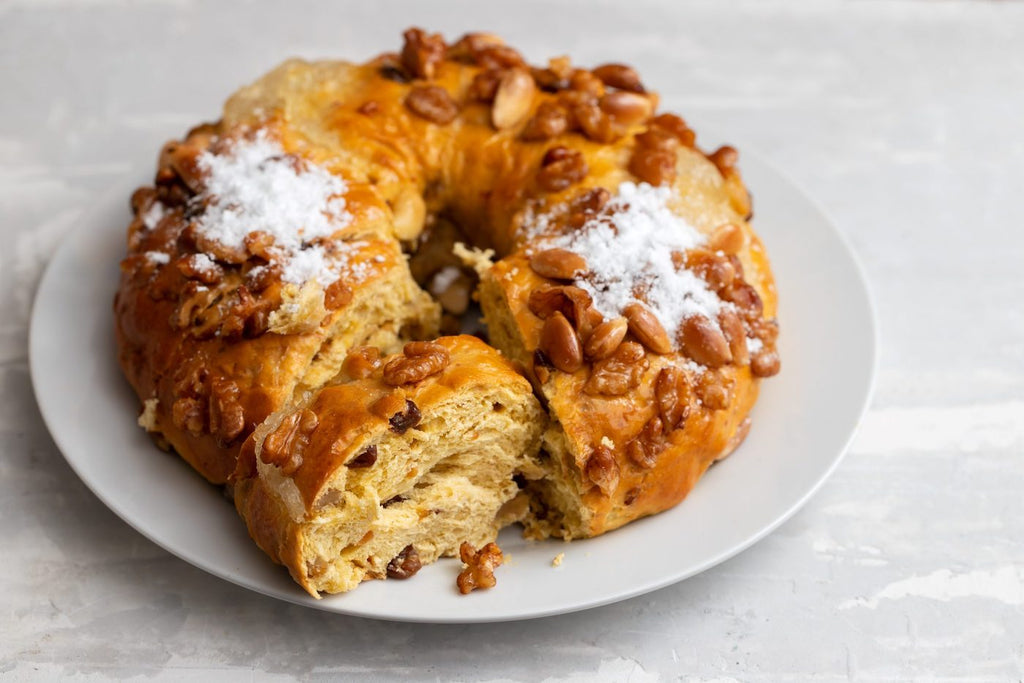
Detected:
[114,30,780,577]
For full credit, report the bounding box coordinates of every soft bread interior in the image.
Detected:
[240,349,544,596]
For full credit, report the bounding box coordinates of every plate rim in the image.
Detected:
[28,147,878,623]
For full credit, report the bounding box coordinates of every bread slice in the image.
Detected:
[232,335,544,596]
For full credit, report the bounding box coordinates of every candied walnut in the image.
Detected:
[718,309,750,366]
[584,445,620,495]
[172,397,205,437]
[584,341,648,396]
[521,101,569,141]
[627,416,666,469]
[537,146,588,192]
[654,366,691,430]
[750,349,781,377]
[382,341,451,386]
[457,542,504,594]
[573,100,622,143]
[600,91,653,126]
[527,285,593,327]
[572,186,611,215]
[751,317,780,345]
[405,86,459,124]
[401,28,446,80]
[624,303,673,355]
[469,68,503,102]
[448,32,504,63]
[539,312,583,373]
[528,248,588,280]
[176,253,224,285]
[347,444,378,468]
[388,399,422,434]
[244,263,280,292]
[492,68,536,130]
[208,379,244,444]
[243,231,276,260]
[261,409,319,476]
[723,282,764,322]
[474,44,526,70]
[624,487,641,505]
[387,545,423,579]
[697,373,731,411]
[592,63,645,93]
[343,346,383,379]
[629,146,677,186]
[687,249,737,293]
[678,315,732,368]
[583,316,628,361]
[650,113,696,147]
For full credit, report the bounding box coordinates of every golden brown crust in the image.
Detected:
[115,29,781,589]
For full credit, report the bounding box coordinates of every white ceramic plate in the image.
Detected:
[30,150,876,623]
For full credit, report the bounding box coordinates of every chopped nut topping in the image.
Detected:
[678,315,732,368]
[624,302,673,355]
[261,409,319,475]
[401,28,447,80]
[405,85,459,124]
[387,545,423,579]
[750,349,781,377]
[492,68,536,130]
[584,444,620,495]
[583,316,628,361]
[627,416,666,469]
[528,248,588,280]
[584,341,648,396]
[383,341,451,386]
[521,101,570,141]
[343,346,383,380]
[592,63,645,93]
[537,146,588,192]
[654,366,691,431]
[539,311,584,373]
[457,542,504,594]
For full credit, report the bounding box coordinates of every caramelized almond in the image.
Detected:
[528,248,587,280]
[623,303,673,354]
[583,317,628,360]
[539,311,583,373]
[492,68,536,130]
[679,315,732,367]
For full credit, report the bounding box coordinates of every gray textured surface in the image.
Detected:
[2,0,1023,680]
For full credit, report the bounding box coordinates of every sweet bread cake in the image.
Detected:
[114,29,780,596]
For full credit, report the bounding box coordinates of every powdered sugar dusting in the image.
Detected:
[144,250,169,265]
[540,182,724,347]
[141,202,166,230]
[193,131,355,286]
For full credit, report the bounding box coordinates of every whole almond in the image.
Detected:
[529,248,588,280]
[679,315,733,367]
[709,222,746,255]
[492,68,536,130]
[623,303,673,354]
[539,311,583,373]
[718,308,749,366]
[583,317,628,360]
[600,91,653,126]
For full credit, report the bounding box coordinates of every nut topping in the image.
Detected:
[492,68,536,130]
[521,101,569,141]
[627,416,665,469]
[600,91,653,126]
[537,146,588,192]
[261,409,319,476]
[383,341,451,386]
[528,248,587,280]
[583,317,628,361]
[387,545,423,579]
[697,373,731,411]
[624,303,673,354]
[629,145,677,186]
[584,445,620,495]
[592,63,645,93]
[678,315,732,368]
[527,285,592,326]
[539,312,583,373]
[654,366,691,430]
[708,223,746,255]
[405,85,459,124]
[343,346,383,379]
[584,341,648,396]
[401,28,447,80]
[718,309,749,366]
[457,542,504,594]
[750,349,781,377]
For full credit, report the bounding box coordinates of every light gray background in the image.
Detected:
[2,0,1022,680]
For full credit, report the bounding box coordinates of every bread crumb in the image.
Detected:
[137,398,159,431]
[600,436,614,449]
[552,552,564,567]
[453,241,495,277]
